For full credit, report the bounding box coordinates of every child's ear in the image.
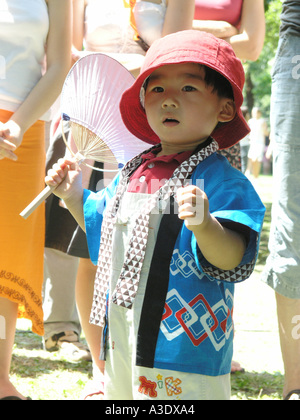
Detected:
[218,99,236,123]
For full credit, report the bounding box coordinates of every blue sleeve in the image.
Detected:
[83,173,120,265]
[190,157,266,283]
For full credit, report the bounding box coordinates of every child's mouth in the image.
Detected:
[163,118,180,127]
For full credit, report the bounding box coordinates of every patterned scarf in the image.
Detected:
[90,139,219,327]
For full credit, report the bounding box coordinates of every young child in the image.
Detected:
[46,30,265,400]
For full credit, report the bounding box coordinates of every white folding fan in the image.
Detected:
[20,53,149,219]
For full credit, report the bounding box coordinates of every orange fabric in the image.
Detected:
[0,109,45,335]
[123,0,140,40]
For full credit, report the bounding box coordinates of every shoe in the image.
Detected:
[81,379,105,400]
[231,360,245,374]
[284,390,300,400]
[44,331,92,362]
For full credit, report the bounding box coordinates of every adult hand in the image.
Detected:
[0,120,23,161]
[71,47,90,64]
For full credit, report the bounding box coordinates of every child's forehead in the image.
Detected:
[148,62,205,81]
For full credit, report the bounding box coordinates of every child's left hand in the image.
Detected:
[177,185,209,230]
[177,185,246,270]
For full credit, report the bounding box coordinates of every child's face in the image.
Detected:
[144,63,235,154]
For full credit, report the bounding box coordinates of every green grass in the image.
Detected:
[11,175,284,400]
[10,328,91,400]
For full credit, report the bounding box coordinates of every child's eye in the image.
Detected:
[183,85,196,92]
[152,86,164,93]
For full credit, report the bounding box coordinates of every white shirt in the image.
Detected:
[134,0,167,46]
[248,117,266,146]
[0,0,49,118]
[84,0,132,52]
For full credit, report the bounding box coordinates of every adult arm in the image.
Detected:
[223,0,265,61]
[192,19,238,39]
[72,0,86,51]
[0,0,72,159]
[193,0,265,61]
[162,0,195,36]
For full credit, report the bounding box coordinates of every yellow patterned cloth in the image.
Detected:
[0,109,45,335]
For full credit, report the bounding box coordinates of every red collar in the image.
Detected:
[128,149,192,194]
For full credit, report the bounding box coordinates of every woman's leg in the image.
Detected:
[252,160,261,178]
[0,297,26,399]
[276,292,300,398]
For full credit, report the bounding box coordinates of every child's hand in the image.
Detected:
[45,158,83,201]
[177,185,210,230]
[177,185,246,271]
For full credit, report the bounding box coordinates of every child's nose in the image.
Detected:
[162,96,178,108]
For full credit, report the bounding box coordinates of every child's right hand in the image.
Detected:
[45,158,83,202]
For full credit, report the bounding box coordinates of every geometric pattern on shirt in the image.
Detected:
[161,287,234,352]
[202,260,256,283]
[90,139,219,327]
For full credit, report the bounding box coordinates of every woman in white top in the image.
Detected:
[0,0,71,400]
[73,0,195,74]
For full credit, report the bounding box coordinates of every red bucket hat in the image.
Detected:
[120,30,250,150]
